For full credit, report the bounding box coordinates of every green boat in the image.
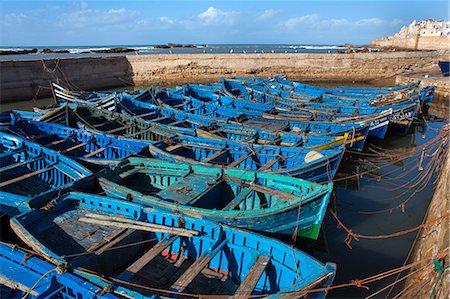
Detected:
[98,157,333,240]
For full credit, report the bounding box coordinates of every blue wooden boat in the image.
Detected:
[0,132,92,216]
[0,242,150,298]
[11,192,336,298]
[97,158,333,239]
[39,97,352,149]
[183,83,384,142]
[21,105,345,182]
[4,115,152,168]
[148,136,344,182]
[222,78,420,138]
[272,75,433,109]
[51,82,373,150]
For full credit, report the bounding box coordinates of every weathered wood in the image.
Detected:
[170,239,227,292]
[201,149,228,163]
[92,120,117,128]
[124,235,179,275]
[258,158,279,171]
[0,275,38,296]
[195,129,224,140]
[95,229,135,255]
[234,255,270,298]
[137,111,159,118]
[0,166,54,188]
[83,147,106,158]
[228,153,251,168]
[81,213,199,237]
[224,175,298,202]
[44,138,69,148]
[166,144,184,153]
[61,141,93,154]
[222,188,252,211]
[106,126,130,134]
[0,156,44,173]
[151,116,172,122]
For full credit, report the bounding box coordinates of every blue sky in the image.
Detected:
[0,1,448,46]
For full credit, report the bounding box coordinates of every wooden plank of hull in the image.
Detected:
[124,235,179,276]
[0,166,55,188]
[166,144,184,153]
[83,147,107,158]
[201,149,228,163]
[258,158,279,171]
[234,255,270,298]
[0,156,45,174]
[44,138,69,148]
[228,153,251,168]
[222,188,252,211]
[170,239,227,292]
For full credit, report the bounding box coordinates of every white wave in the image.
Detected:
[0,48,28,51]
[66,47,112,54]
[287,45,345,50]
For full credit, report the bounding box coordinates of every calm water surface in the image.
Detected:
[0,87,446,298]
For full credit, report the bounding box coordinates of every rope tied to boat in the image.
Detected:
[350,279,369,290]
[331,209,450,249]
[429,258,450,299]
[56,262,69,275]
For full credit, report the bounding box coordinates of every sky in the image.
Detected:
[0,0,448,46]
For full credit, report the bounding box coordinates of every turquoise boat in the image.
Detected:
[97,157,333,239]
[11,192,336,298]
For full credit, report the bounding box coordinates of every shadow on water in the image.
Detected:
[307,120,446,298]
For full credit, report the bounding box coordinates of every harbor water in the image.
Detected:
[0,85,446,298]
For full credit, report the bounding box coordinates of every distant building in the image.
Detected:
[372,19,450,50]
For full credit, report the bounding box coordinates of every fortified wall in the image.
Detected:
[372,19,450,50]
[0,51,446,103]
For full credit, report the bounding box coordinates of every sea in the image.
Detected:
[0,44,369,61]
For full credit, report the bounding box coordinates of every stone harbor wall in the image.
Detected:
[0,57,134,103]
[403,148,450,298]
[1,51,447,103]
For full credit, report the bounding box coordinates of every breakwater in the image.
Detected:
[1,51,447,103]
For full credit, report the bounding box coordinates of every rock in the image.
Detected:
[155,44,171,49]
[91,47,136,53]
[41,48,70,54]
[0,48,38,55]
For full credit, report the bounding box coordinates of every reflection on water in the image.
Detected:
[316,121,445,298]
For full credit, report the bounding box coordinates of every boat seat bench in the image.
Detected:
[222,188,252,211]
[170,238,227,292]
[155,173,220,205]
[234,255,271,297]
[121,234,180,279]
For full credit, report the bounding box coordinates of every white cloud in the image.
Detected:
[283,14,395,29]
[159,16,174,25]
[257,9,278,20]
[1,13,29,27]
[58,7,137,29]
[197,6,238,26]
[283,14,320,29]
